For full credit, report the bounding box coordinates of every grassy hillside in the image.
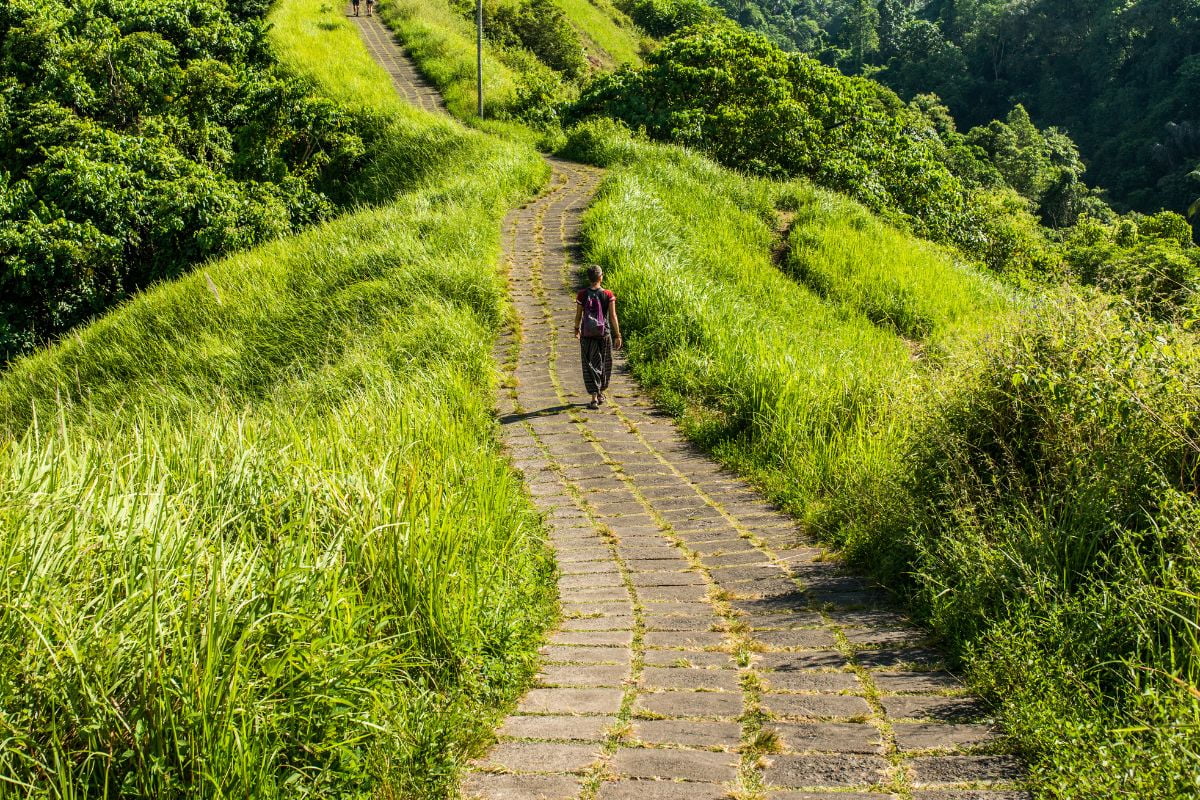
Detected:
[551,0,644,66]
[378,0,642,140]
[573,120,1200,798]
[0,0,553,796]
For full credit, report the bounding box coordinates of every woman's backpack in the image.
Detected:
[580,289,609,338]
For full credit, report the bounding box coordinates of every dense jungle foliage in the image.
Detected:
[0,0,367,362]
[710,0,1200,229]
[572,23,1200,320]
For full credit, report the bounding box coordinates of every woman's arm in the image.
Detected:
[609,300,622,348]
[573,302,583,338]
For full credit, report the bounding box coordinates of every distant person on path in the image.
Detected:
[351,0,360,14]
[574,265,622,410]
[365,0,375,14]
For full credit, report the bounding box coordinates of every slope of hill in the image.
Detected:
[570,117,1200,799]
[0,0,555,794]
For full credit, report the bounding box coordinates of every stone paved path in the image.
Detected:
[353,10,446,115]
[352,17,1027,800]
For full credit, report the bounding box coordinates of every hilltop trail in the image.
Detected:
[355,15,1025,800]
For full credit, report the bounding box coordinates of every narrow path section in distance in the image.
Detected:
[353,10,447,115]
[351,16,1027,800]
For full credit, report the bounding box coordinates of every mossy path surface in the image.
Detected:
[353,16,1027,800]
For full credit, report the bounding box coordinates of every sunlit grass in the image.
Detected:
[783,184,1015,352]
[553,0,644,67]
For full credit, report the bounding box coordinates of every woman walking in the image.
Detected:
[574,265,622,410]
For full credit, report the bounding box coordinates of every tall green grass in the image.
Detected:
[0,0,553,795]
[784,186,1014,351]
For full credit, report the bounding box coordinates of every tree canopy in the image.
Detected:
[0,0,365,361]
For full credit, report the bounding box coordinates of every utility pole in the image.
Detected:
[476,0,484,119]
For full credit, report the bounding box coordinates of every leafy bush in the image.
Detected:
[617,0,722,37]
[0,0,367,363]
[1065,212,1200,321]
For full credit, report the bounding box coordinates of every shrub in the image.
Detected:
[618,0,723,37]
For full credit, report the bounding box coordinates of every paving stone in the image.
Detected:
[764,754,890,788]
[549,631,633,647]
[763,672,862,693]
[769,794,895,800]
[753,629,839,650]
[559,574,625,590]
[729,578,805,598]
[561,562,619,577]
[631,572,708,587]
[561,563,619,575]
[910,793,1029,800]
[755,652,850,670]
[768,722,882,754]
[540,645,631,665]
[909,756,1024,786]
[843,628,928,646]
[567,587,630,602]
[635,690,743,718]
[642,666,742,691]
[461,772,580,799]
[538,664,629,687]
[761,693,872,720]
[597,501,652,516]
[872,671,964,694]
[708,565,788,583]
[643,615,721,632]
[632,719,743,748]
[625,558,692,571]
[634,602,714,616]
[499,714,616,741]
[701,551,771,568]
[638,585,709,603]
[597,779,731,800]
[561,615,635,631]
[643,650,736,668]
[518,688,624,715]
[880,696,986,722]
[856,648,944,669]
[557,548,613,563]
[892,723,999,752]
[643,630,727,649]
[475,741,598,773]
[824,609,912,627]
[610,748,738,782]
[732,597,811,615]
[747,612,827,629]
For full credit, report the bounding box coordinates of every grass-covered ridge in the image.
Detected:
[575,120,1200,798]
[0,0,554,795]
